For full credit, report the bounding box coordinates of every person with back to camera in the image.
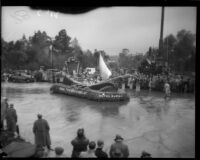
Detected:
[54,147,67,158]
[79,141,97,158]
[1,97,9,130]
[95,140,108,158]
[33,114,52,150]
[109,134,129,158]
[141,150,152,158]
[6,104,17,136]
[71,128,89,158]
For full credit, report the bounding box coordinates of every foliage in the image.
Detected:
[118,49,145,70]
[1,29,195,75]
[164,30,195,72]
[53,29,72,54]
[139,29,195,74]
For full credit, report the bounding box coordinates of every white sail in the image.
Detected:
[99,53,112,80]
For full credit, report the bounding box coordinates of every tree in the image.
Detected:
[172,30,195,72]
[30,31,51,48]
[1,38,9,70]
[53,29,72,54]
[70,38,83,61]
[29,31,52,68]
[6,50,28,69]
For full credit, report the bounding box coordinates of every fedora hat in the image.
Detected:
[37,114,42,118]
[114,134,123,141]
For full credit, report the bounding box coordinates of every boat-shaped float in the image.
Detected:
[50,83,129,102]
[50,53,131,102]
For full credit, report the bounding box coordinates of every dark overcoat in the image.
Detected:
[71,136,89,157]
[1,101,8,122]
[6,107,17,132]
[33,119,51,147]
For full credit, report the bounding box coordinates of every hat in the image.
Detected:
[77,128,84,136]
[37,114,42,118]
[97,140,104,147]
[10,104,14,107]
[114,135,123,141]
[141,151,151,158]
[55,147,64,155]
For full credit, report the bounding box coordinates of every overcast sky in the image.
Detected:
[2,6,196,55]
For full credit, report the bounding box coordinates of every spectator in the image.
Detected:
[33,114,51,150]
[71,128,89,158]
[135,79,141,96]
[34,146,48,158]
[1,97,9,130]
[95,140,108,158]
[5,104,17,136]
[54,147,67,158]
[164,80,171,99]
[109,135,129,158]
[141,151,152,158]
[79,141,97,158]
[149,78,152,92]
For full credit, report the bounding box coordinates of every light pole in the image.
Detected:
[49,39,55,83]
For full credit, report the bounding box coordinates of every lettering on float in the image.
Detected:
[60,87,65,91]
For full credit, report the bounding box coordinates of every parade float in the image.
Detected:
[50,53,131,102]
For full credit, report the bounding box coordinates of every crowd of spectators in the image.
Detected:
[127,72,195,93]
[1,97,152,158]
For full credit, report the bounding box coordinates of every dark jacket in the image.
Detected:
[1,101,8,122]
[95,148,108,158]
[71,136,89,158]
[109,141,129,158]
[6,107,17,132]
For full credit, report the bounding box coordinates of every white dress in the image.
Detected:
[136,81,140,92]
[164,83,171,96]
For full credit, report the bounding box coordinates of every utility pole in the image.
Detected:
[166,37,169,74]
[158,7,165,67]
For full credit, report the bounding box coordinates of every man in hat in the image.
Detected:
[33,114,51,150]
[109,134,129,158]
[95,140,108,158]
[141,150,152,158]
[79,141,97,158]
[6,104,17,136]
[71,128,89,158]
[1,97,9,130]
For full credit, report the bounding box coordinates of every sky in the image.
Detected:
[1,6,196,55]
